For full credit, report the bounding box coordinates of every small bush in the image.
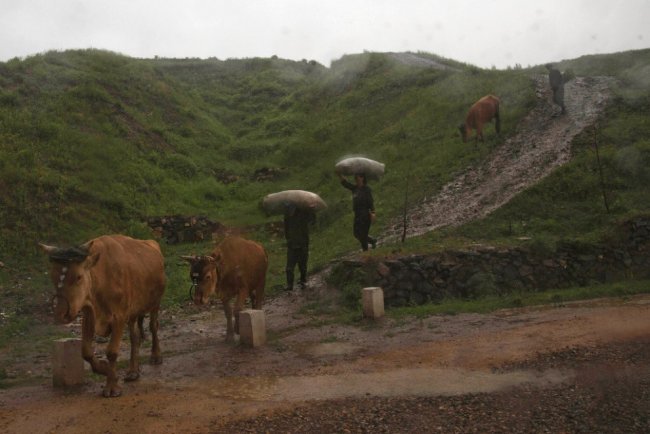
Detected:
[327,262,369,311]
[465,272,498,298]
[160,154,198,178]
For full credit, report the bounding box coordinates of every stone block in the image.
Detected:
[362,287,385,319]
[239,309,266,347]
[52,338,84,387]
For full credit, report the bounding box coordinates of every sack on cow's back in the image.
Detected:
[261,190,327,215]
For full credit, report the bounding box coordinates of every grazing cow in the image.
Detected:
[40,235,166,397]
[458,94,501,143]
[182,236,268,343]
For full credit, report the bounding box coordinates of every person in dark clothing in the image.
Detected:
[338,172,377,251]
[283,203,315,290]
[546,63,566,115]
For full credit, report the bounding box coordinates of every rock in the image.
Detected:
[376,262,391,278]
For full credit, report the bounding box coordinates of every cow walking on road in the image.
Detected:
[40,235,166,398]
[182,236,268,343]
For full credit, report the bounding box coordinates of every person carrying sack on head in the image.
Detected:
[283,202,315,290]
[338,172,377,251]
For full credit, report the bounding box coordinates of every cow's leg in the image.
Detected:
[138,315,147,341]
[81,311,102,374]
[222,298,235,343]
[80,308,116,396]
[149,308,162,365]
[477,125,484,142]
[125,318,141,382]
[253,285,264,309]
[102,321,125,397]
[250,291,256,310]
[233,291,247,336]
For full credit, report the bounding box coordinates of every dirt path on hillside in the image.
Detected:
[382,74,615,242]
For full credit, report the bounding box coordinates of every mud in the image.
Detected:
[1,290,649,433]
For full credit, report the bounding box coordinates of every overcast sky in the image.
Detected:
[1,0,648,69]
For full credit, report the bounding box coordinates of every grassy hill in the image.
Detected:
[446,50,650,247]
[1,48,649,305]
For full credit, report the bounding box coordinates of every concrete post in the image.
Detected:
[52,338,84,387]
[239,309,266,347]
[362,287,385,319]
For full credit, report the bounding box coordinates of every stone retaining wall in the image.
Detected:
[336,218,650,307]
[147,215,222,245]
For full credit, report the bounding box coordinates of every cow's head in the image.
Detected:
[181,254,221,305]
[39,241,100,324]
[458,123,468,143]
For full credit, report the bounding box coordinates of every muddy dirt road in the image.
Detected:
[1,288,649,433]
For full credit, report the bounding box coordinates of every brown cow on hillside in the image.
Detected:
[40,235,166,397]
[182,236,267,343]
[458,94,501,143]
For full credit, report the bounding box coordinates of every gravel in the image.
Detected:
[213,339,650,433]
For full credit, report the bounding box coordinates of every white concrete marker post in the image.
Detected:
[239,309,267,347]
[362,287,385,319]
[52,338,84,387]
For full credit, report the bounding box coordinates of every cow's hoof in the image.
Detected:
[150,354,163,365]
[124,371,140,382]
[102,387,122,398]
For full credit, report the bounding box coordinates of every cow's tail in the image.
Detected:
[494,100,501,135]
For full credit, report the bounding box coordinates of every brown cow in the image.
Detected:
[182,236,267,342]
[458,94,501,143]
[40,235,166,397]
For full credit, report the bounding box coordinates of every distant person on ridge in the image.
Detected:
[283,203,315,290]
[546,63,566,115]
[338,173,377,251]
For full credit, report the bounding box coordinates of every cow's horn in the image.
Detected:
[79,240,94,252]
[39,243,58,255]
[180,255,196,262]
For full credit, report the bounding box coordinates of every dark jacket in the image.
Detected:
[549,68,563,89]
[284,208,315,249]
[341,179,375,217]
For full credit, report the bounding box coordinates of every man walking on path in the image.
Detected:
[284,204,315,290]
[546,63,566,115]
[339,173,377,251]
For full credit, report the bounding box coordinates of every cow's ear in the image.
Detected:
[85,253,101,269]
[211,252,221,263]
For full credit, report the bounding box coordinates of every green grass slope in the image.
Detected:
[0,49,530,253]
[0,48,649,298]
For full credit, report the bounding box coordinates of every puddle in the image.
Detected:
[198,367,572,402]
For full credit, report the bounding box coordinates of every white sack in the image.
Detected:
[335,157,385,179]
[262,190,327,215]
